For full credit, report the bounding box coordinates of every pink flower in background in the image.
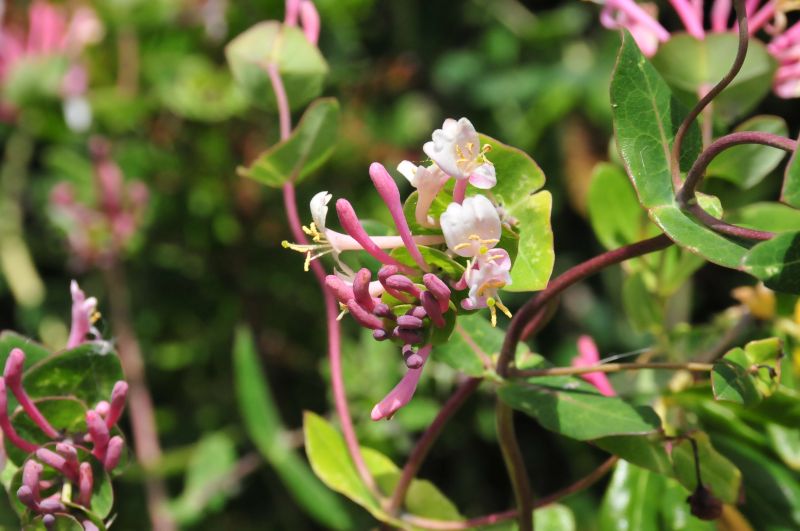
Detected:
[0,2,102,126]
[572,335,616,397]
[50,137,149,269]
[595,0,800,98]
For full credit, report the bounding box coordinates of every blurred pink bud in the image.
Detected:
[371,345,431,420]
[572,335,615,397]
[78,462,93,507]
[285,0,301,25]
[336,199,414,273]
[105,381,128,429]
[27,1,67,56]
[38,497,66,513]
[299,0,321,45]
[17,485,38,510]
[104,436,124,471]
[94,401,110,417]
[22,460,43,498]
[86,410,109,460]
[5,349,60,439]
[0,379,38,453]
[3,348,24,387]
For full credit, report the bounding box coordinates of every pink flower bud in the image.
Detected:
[369,163,429,271]
[299,0,321,45]
[104,436,124,471]
[346,300,384,330]
[17,485,38,510]
[78,462,93,507]
[82,521,99,531]
[56,442,80,479]
[94,401,110,417]
[336,199,414,273]
[352,269,376,311]
[371,345,431,420]
[4,350,59,439]
[423,274,451,312]
[384,275,420,297]
[36,448,78,483]
[0,379,38,453]
[86,411,109,460]
[396,315,423,329]
[38,497,65,514]
[324,275,354,305]
[105,381,128,429]
[3,348,24,387]
[420,292,445,328]
[22,460,43,498]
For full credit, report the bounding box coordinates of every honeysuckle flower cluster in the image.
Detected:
[50,137,148,269]
[285,118,516,419]
[595,0,800,98]
[0,283,126,530]
[0,1,103,130]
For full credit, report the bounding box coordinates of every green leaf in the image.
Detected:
[587,163,652,250]
[659,475,716,531]
[651,34,777,124]
[742,231,800,294]
[3,56,69,107]
[362,448,462,521]
[713,434,800,528]
[480,134,546,207]
[498,375,662,440]
[390,245,465,281]
[238,98,340,187]
[649,205,749,269]
[168,432,238,525]
[234,329,352,530]
[730,201,800,233]
[595,434,672,475]
[480,504,576,531]
[783,131,800,208]
[22,343,124,407]
[749,385,800,427]
[623,271,664,332]
[433,314,498,376]
[670,432,741,505]
[712,347,761,406]
[0,332,52,368]
[304,412,464,528]
[599,461,660,531]
[504,191,554,292]
[225,21,328,111]
[611,32,702,209]
[706,115,789,188]
[479,134,553,292]
[766,423,800,470]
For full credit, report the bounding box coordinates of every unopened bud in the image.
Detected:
[106,381,128,428]
[104,436,124,471]
[396,315,423,329]
[16,485,38,510]
[687,485,723,521]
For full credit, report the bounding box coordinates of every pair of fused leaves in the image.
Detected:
[611,33,800,294]
[0,332,124,529]
[711,338,782,407]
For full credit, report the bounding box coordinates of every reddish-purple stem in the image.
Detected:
[270,65,380,496]
[387,378,481,514]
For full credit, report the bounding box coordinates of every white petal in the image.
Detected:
[468,163,496,189]
[310,191,332,231]
[397,160,419,186]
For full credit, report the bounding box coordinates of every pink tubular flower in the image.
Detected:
[371,344,432,420]
[572,336,615,397]
[67,280,98,348]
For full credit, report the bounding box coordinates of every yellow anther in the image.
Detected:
[487,298,498,327]
[479,246,488,254]
[453,242,474,251]
[90,311,102,325]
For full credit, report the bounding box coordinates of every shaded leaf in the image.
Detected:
[599,460,660,531]
[730,201,800,233]
[234,329,352,530]
[742,231,800,294]
[651,34,776,124]
[783,130,800,208]
[712,347,761,406]
[238,98,339,187]
[226,21,328,111]
[498,376,662,440]
[706,115,789,189]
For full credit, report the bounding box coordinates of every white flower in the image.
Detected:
[397,161,449,228]
[461,249,513,326]
[310,191,331,232]
[423,118,496,189]
[440,195,501,257]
